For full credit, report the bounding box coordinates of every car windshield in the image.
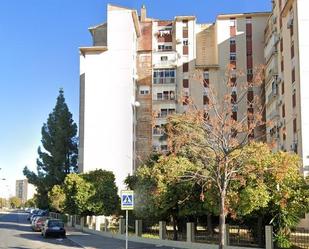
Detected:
[48,221,64,228]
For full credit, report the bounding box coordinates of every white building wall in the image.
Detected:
[80,6,137,190]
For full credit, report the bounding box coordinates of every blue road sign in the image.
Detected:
[121,190,134,210]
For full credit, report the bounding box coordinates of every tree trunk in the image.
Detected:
[207,213,213,235]
[219,191,226,249]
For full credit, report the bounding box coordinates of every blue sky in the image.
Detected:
[0,0,271,198]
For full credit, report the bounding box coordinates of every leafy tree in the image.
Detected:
[63,173,94,215]
[0,198,7,208]
[165,65,266,249]
[127,155,207,240]
[82,169,120,216]
[9,197,22,208]
[23,89,78,208]
[24,197,36,208]
[48,185,66,212]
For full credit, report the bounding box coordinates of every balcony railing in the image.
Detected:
[153,78,176,84]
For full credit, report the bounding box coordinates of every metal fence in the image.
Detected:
[290,228,309,249]
[229,225,263,248]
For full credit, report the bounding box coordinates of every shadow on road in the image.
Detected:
[16,233,82,248]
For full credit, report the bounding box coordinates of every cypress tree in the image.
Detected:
[24,89,78,208]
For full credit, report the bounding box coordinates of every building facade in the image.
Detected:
[79,5,140,190]
[79,2,308,191]
[264,0,309,176]
[78,4,269,189]
[15,179,28,204]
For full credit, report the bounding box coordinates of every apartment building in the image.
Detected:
[79,4,271,190]
[264,0,309,176]
[15,179,35,203]
[15,179,28,204]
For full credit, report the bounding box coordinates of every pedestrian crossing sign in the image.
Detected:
[121,190,134,210]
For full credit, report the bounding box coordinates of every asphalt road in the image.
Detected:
[0,211,180,249]
[0,211,82,249]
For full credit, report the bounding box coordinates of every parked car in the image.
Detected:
[41,219,66,238]
[30,214,43,223]
[27,209,39,221]
[32,216,49,232]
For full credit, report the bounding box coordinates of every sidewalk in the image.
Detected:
[66,227,178,249]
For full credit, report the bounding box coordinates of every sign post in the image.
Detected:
[121,190,134,249]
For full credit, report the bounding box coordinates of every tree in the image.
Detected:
[82,169,120,216]
[9,197,22,208]
[23,89,78,208]
[0,198,7,208]
[24,197,36,208]
[63,173,94,216]
[48,185,66,213]
[165,66,266,249]
[127,155,208,240]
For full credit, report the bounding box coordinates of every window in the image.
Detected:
[139,85,150,95]
[161,56,168,61]
[232,111,237,121]
[282,131,286,142]
[203,95,209,105]
[230,52,236,61]
[247,68,253,75]
[282,104,285,118]
[183,62,189,72]
[203,70,209,80]
[292,68,295,83]
[183,46,189,55]
[293,118,297,133]
[291,41,294,59]
[281,57,284,72]
[183,79,189,88]
[282,81,285,95]
[160,108,168,117]
[292,91,296,108]
[157,93,163,100]
[182,20,188,28]
[158,45,172,51]
[231,93,237,104]
[160,145,168,151]
[230,37,236,45]
[246,17,252,24]
[153,69,176,84]
[183,39,189,46]
[280,38,283,52]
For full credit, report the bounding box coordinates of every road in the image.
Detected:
[0,211,180,249]
[0,211,81,249]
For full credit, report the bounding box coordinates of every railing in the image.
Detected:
[290,227,309,249]
[153,78,176,84]
[229,225,263,247]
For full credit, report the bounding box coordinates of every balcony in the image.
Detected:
[153,127,165,136]
[153,93,176,103]
[265,67,278,85]
[153,78,176,85]
[153,51,178,68]
[267,89,278,103]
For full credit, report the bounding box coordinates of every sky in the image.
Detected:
[0,0,271,198]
